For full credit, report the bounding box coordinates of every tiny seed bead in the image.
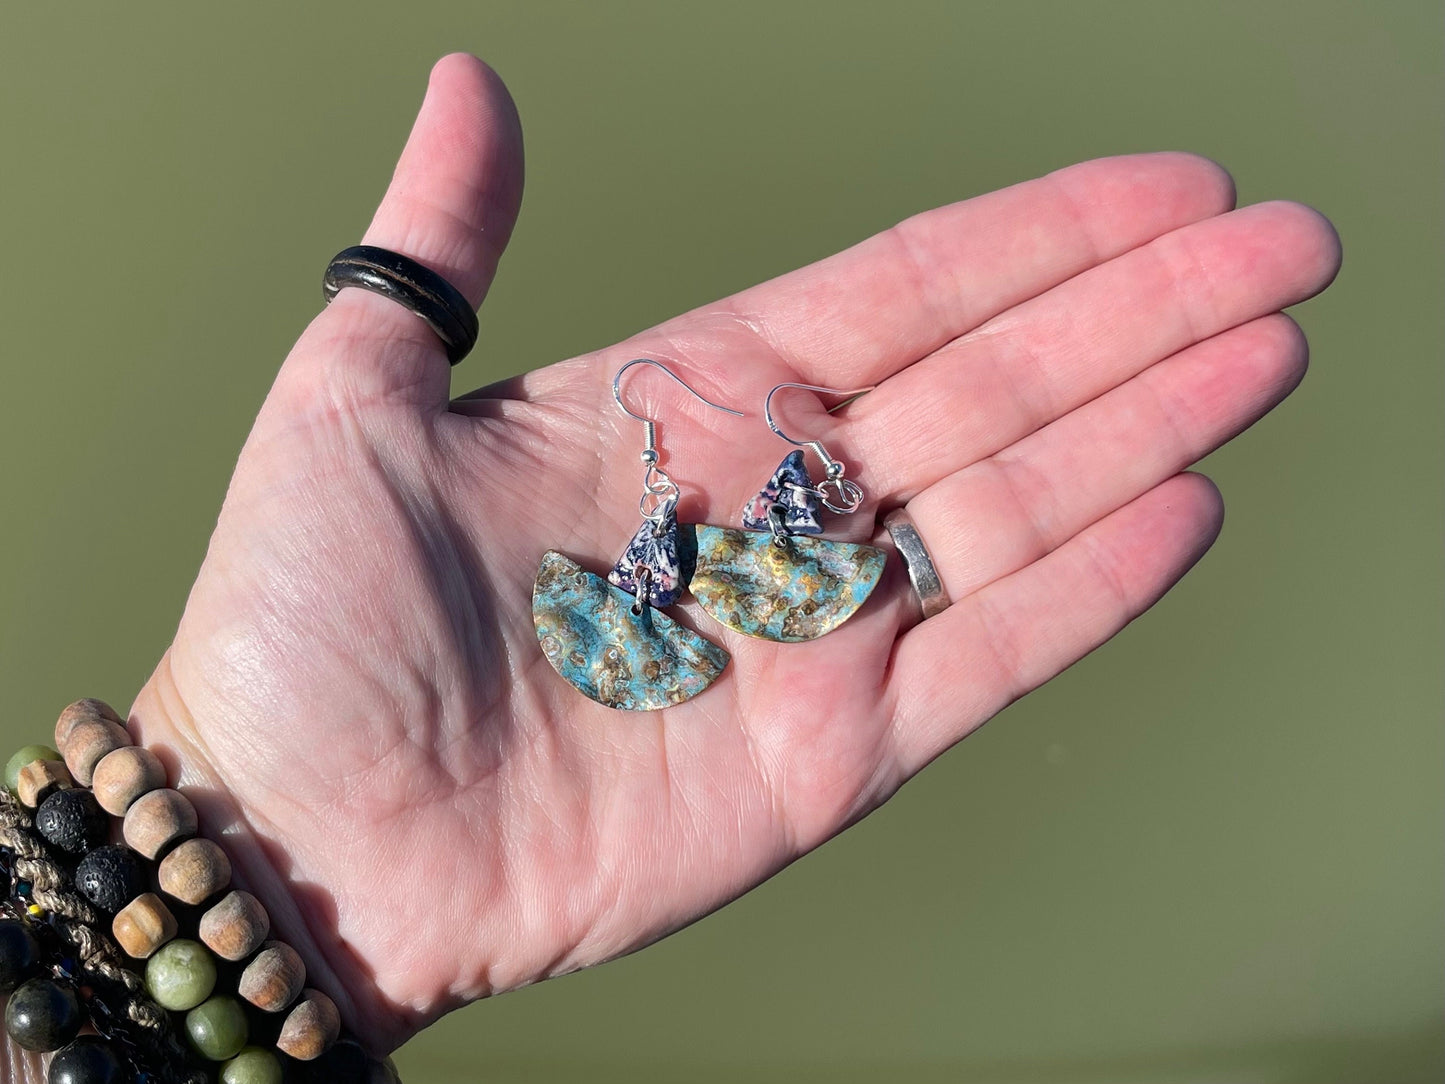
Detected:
[185,994,249,1062]
[238,941,304,1013]
[275,988,339,1061]
[16,760,74,809]
[220,1046,283,1084]
[4,745,61,795]
[53,699,124,752]
[145,938,217,1011]
[159,838,232,906]
[113,892,179,959]
[199,890,270,962]
[124,787,199,860]
[91,746,166,816]
[58,718,131,788]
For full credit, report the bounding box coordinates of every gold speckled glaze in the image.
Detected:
[690,526,887,642]
[533,551,730,710]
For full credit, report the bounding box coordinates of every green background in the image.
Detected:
[1,2,1439,1082]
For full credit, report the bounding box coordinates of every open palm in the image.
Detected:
[119,55,1338,1053]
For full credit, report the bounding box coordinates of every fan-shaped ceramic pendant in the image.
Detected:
[690,527,886,642]
[533,547,729,712]
[690,452,887,642]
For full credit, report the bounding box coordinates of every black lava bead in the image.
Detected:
[0,918,41,994]
[5,977,82,1052]
[36,789,109,855]
[74,846,147,913]
[47,1036,127,1084]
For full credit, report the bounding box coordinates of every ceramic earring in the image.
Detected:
[532,360,741,711]
[690,383,888,642]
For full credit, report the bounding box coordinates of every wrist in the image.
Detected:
[129,659,400,1049]
[128,630,529,1036]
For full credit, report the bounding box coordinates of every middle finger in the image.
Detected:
[843,200,1339,501]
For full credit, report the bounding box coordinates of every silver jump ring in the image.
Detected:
[642,464,676,494]
[639,487,678,523]
[818,477,865,515]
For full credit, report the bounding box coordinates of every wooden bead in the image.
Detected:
[16,760,72,808]
[158,838,231,905]
[5,745,60,795]
[53,698,123,750]
[275,988,339,1060]
[91,746,166,816]
[123,788,198,860]
[112,893,178,959]
[238,941,304,1012]
[199,891,270,961]
[58,717,131,787]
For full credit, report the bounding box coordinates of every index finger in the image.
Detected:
[718,152,1236,386]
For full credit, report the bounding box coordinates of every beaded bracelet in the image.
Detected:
[0,794,206,1084]
[0,699,401,1084]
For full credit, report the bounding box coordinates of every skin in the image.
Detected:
[5,51,1341,1077]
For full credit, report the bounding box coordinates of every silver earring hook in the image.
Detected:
[613,358,745,461]
[763,382,874,514]
[613,359,745,524]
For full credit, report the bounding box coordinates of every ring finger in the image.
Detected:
[880,311,1307,633]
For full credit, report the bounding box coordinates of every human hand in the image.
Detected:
[110,53,1339,1054]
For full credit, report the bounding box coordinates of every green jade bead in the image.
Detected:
[221,1046,283,1084]
[4,745,59,794]
[145,939,216,1011]
[186,994,248,1061]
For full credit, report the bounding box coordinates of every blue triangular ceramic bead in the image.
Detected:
[607,508,684,608]
[740,450,823,535]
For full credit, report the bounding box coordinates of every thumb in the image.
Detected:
[274,53,525,413]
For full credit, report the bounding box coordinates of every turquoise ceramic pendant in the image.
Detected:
[533,550,730,711]
[689,526,887,642]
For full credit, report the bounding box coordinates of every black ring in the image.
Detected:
[322,245,479,364]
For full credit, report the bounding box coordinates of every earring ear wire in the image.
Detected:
[529,358,738,711]
[614,359,746,524]
[614,358,746,455]
[685,380,887,643]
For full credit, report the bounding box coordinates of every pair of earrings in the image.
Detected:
[532,359,888,711]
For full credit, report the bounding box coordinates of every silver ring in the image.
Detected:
[883,508,950,619]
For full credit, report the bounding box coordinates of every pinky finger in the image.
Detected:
[886,472,1225,776]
